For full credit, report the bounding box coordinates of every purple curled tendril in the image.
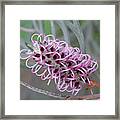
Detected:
[20,33,98,96]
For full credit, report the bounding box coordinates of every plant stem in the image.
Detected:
[20,81,100,100]
[20,27,35,33]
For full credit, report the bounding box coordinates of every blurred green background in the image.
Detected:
[20,20,100,100]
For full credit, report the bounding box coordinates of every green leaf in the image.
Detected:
[32,34,41,41]
[55,23,63,37]
[20,20,32,28]
[25,42,34,51]
[43,21,51,35]
[56,21,70,44]
[20,31,31,43]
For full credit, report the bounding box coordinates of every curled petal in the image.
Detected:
[31,64,42,74]
[44,34,55,42]
[20,49,32,59]
[26,57,37,68]
[36,69,47,77]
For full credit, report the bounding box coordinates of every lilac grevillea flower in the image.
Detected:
[20,33,98,96]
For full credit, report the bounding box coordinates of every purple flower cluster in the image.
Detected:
[20,33,98,95]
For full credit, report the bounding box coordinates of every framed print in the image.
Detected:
[0,0,119,119]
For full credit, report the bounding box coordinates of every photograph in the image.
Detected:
[2,1,118,118]
[20,20,100,100]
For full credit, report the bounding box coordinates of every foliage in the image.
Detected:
[20,20,100,100]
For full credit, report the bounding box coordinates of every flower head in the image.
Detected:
[20,33,98,95]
